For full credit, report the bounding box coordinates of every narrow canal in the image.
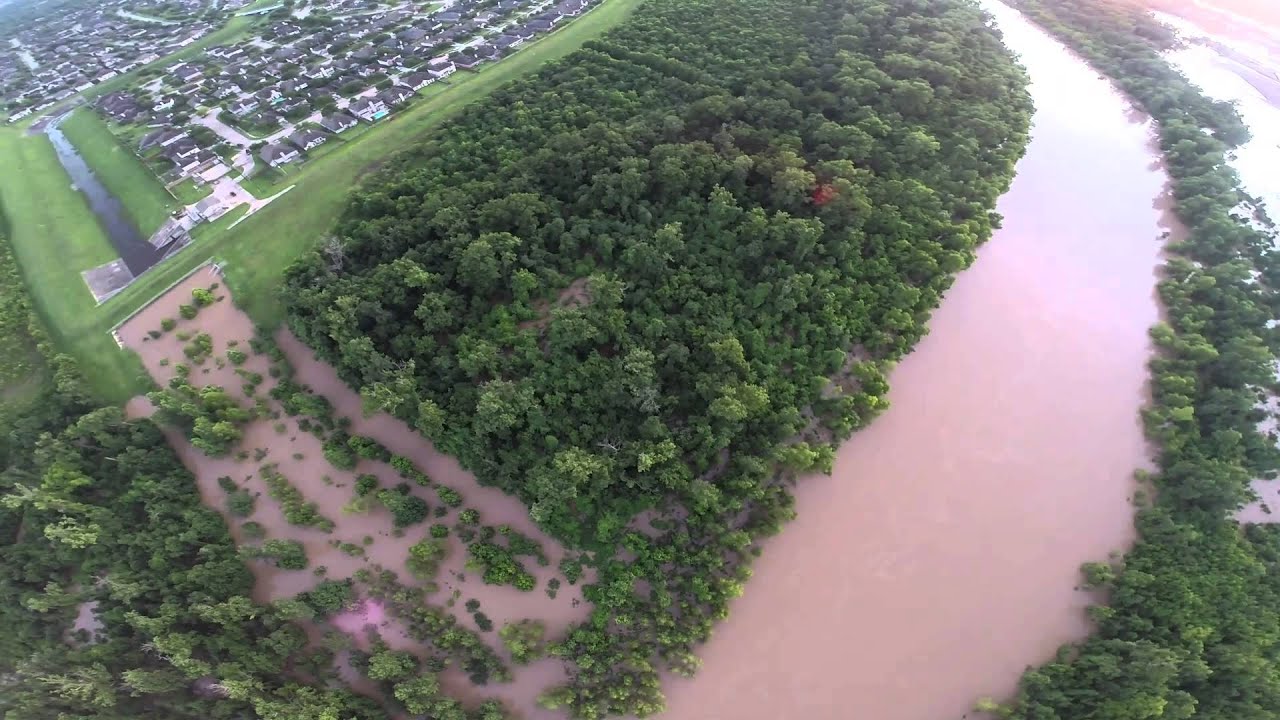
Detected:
[45,114,166,275]
[659,2,1176,718]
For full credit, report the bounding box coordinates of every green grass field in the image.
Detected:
[172,177,215,204]
[0,0,641,403]
[59,107,180,236]
[0,131,152,402]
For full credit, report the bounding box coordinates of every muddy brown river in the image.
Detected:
[658,3,1174,719]
[110,3,1176,718]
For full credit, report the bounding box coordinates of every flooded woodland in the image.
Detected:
[119,266,592,716]
[111,4,1187,720]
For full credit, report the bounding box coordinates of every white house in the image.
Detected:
[426,55,455,79]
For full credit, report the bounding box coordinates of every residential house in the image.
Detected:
[260,142,300,167]
[192,195,226,222]
[97,92,144,121]
[254,87,284,105]
[495,34,526,52]
[527,12,565,32]
[319,112,357,133]
[167,139,202,160]
[213,82,242,99]
[348,96,387,121]
[401,72,434,90]
[171,63,204,84]
[281,78,310,94]
[228,97,259,117]
[277,97,310,116]
[426,55,455,79]
[475,11,498,26]
[455,53,487,70]
[306,62,335,81]
[288,127,327,151]
[379,84,413,106]
[139,127,189,152]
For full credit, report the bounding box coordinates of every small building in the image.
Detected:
[288,127,327,151]
[192,194,226,222]
[259,142,300,167]
[319,112,357,133]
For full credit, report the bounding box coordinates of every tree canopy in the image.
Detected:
[282,0,1032,714]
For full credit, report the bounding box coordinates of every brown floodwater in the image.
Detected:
[118,266,592,716]
[659,4,1174,719]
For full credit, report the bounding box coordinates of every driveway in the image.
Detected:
[196,108,256,147]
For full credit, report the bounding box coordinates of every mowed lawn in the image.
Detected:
[0,0,640,404]
[59,107,180,236]
[0,130,152,402]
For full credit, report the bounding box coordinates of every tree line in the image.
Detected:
[281,0,1034,715]
[991,1,1280,718]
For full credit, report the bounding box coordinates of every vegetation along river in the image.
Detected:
[660,3,1176,718]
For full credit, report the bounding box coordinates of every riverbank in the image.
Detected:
[657,2,1171,716]
[992,0,1280,716]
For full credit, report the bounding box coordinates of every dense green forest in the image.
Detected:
[283,0,1032,715]
[993,1,1280,718]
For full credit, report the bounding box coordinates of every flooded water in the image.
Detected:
[119,266,592,716]
[68,599,103,644]
[1150,11,1280,227]
[658,3,1172,719]
[45,115,165,274]
[114,1,1178,715]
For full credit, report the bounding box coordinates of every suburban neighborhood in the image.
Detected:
[0,0,234,123]
[6,0,603,194]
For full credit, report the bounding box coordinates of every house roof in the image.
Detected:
[320,112,356,130]
[289,128,326,146]
[259,142,297,162]
[403,72,433,87]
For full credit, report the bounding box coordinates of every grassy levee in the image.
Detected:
[0,0,639,404]
[59,107,180,235]
[0,131,151,402]
[99,0,642,327]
